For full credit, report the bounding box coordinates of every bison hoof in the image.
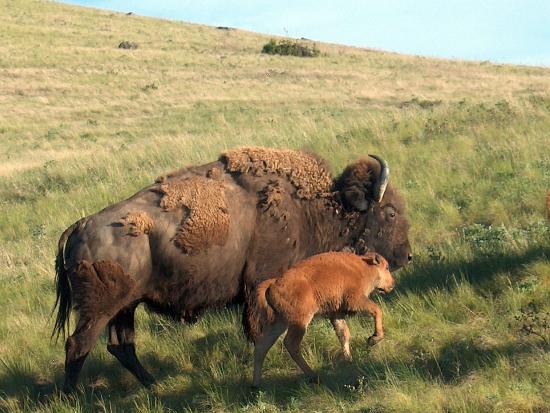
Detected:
[306,375,321,385]
[368,335,383,347]
[143,376,157,388]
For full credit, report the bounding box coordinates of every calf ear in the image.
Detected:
[363,254,380,266]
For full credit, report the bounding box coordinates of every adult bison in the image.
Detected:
[53,147,411,392]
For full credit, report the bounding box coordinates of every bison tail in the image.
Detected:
[51,219,82,341]
[243,278,277,342]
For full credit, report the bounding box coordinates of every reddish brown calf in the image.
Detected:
[251,251,394,387]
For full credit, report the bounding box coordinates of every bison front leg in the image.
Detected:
[107,304,156,388]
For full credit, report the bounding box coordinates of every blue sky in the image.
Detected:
[59,0,550,66]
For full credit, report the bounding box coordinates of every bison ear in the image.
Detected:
[336,155,389,211]
[363,253,380,266]
[343,188,369,211]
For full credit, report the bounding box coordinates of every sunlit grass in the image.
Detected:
[0,0,549,411]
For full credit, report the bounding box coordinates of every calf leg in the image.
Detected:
[331,318,352,360]
[252,321,286,388]
[348,295,385,346]
[365,300,384,346]
[357,298,384,346]
[284,324,318,383]
[107,304,155,388]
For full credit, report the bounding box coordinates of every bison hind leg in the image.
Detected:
[63,314,111,393]
[63,260,138,393]
[107,304,155,387]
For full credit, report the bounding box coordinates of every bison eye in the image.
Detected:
[383,205,397,221]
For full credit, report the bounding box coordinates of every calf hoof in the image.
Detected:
[342,352,353,362]
[368,335,384,347]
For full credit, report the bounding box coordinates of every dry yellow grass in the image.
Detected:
[1,0,549,178]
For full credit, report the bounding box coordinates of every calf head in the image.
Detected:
[362,252,395,293]
[336,155,412,270]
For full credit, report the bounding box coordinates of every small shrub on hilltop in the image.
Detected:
[400,97,442,109]
[261,39,319,57]
[118,40,138,49]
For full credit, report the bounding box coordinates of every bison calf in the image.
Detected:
[251,251,395,387]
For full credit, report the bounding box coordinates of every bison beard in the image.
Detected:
[53,146,412,391]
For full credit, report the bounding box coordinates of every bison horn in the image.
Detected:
[369,154,389,203]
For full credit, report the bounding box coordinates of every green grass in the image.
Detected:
[0,1,549,412]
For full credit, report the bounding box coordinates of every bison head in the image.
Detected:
[335,155,412,270]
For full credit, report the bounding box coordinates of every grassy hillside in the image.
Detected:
[0,0,549,412]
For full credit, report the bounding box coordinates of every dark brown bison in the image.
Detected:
[52,147,411,392]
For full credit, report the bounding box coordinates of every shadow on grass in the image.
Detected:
[2,321,546,411]
[395,245,549,295]
[149,245,550,410]
[151,336,547,412]
[358,338,547,386]
[3,246,548,410]
[0,350,181,411]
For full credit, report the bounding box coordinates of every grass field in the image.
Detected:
[0,1,549,411]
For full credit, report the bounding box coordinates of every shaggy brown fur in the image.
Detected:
[154,165,194,183]
[222,147,333,199]
[334,158,379,211]
[206,166,223,180]
[258,180,287,220]
[158,176,230,254]
[119,211,154,236]
[251,251,394,387]
[71,261,137,321]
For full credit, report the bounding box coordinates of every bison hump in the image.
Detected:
[221,146,333,200]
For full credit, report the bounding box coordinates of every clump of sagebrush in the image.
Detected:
[400,97,442,109]
[261,39,319,57]
[118,40,138,49]
[514,302,549,346]
[459,222,549,253]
